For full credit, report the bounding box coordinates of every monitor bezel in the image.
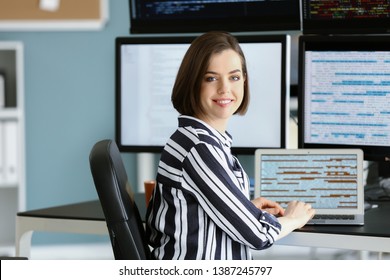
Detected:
[302,0,390,35]
[115,35,289,154]
[128,0,301,34]
[298,35,390,162]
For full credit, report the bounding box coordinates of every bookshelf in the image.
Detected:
[0,42,25,256]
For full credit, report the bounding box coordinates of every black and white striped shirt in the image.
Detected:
[146,115,281,260]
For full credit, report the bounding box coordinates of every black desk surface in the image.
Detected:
[297,201,390,238]
[17,197,390,238]
[17,193,147,222]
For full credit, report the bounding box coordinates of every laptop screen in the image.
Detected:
[255,149,364,215]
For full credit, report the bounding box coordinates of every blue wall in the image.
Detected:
[0,0,138,244]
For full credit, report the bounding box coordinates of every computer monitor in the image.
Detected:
[298,35,390,164]
[302,0,390,34]
[116,35,290,154]
[128,0,300,34]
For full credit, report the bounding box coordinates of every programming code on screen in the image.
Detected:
[304,50,390,147]
[136,0,295,18]
[260,154,359,209]
[130,0,300,33]
[304,0,390,20]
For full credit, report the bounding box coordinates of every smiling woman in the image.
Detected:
[171,34,249,122]
[145,31,315,260]
[197,49,245,133]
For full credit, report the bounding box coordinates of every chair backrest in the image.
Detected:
[89,139,151,260]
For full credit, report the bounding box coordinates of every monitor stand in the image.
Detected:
[137,153,156,193]
[365,161,390,201]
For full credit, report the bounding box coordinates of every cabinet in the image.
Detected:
[0,42,25,256]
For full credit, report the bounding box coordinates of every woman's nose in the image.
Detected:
[218,79,230,94]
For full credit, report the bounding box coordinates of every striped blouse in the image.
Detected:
[146,115,281,260]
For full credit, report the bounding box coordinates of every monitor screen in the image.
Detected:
[128,0,300,34]
[116,35,290,154]
[298,35,390,161]
[302,0,390,34]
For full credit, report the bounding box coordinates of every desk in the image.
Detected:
[277,202,390,253]
[16,199,390,259]
[15,194,146,259]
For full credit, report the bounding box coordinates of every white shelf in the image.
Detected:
[0,108,23,120]
[0,41,25,252]
[0,184,19,189]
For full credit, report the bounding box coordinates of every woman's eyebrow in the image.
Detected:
[205,69,242,75]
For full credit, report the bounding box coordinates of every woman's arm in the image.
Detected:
[251,197,315,240]
[182,143,281,249]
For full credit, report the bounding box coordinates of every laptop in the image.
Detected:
[254,149,365,225]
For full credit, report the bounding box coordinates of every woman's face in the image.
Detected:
[197,49,245,132]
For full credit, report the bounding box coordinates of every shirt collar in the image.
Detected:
[178,115,233,148]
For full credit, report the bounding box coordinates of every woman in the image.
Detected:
[146,31,315,260]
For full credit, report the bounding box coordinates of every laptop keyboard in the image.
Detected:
[312,214,355,220]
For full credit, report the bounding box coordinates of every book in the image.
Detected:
[0,72,5,108]
[3,120,18,185]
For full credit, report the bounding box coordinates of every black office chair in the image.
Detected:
[89,139,152,260]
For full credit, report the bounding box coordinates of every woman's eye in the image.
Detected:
[231,75,240,81]
[205,76,216,82]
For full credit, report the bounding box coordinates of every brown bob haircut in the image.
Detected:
[171,31,250,117]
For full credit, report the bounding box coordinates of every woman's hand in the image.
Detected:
[251,197,285,216]
[283,200,316,229]
[275,200,316,240]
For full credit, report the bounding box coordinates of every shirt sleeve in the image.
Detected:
[181,141,281,250]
